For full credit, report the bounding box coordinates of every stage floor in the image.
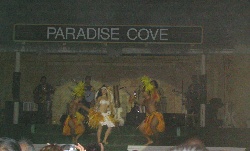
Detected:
[0,124,250,151]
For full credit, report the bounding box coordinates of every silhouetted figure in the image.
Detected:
[185,75,201,115]
[184,75,203,127]
[206,98,224,128]
[33,76,55,124]
[0,137,21,151]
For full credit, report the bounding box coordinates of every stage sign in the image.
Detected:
[13,24,203,44]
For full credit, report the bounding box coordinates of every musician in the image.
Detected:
[83,76,95,108]
[80,76,96,134]
[185,75,201,115]
[33,76,55,124]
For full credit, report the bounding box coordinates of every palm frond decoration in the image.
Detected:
[141,76,154,93]
[72,81,85,98]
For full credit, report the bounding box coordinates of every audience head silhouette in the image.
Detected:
[0,137,21,151]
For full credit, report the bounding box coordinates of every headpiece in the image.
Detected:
[101,86,107,90]
[72,81,85,98]
[141,76,154,93]
[141,76,161,102]
[95,85,114,102]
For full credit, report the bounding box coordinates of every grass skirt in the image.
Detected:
[63,112,85,136]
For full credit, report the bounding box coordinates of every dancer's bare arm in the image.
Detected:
[79,104,89,112]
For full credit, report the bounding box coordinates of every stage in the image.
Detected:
[0,124,249,151]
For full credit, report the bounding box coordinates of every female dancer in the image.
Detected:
[88,85,116,145]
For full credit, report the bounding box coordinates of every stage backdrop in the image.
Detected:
[0,53,249,127]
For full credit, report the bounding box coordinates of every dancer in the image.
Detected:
[63,82,89,144]
[88,85,116,145]
[138,76,165,145]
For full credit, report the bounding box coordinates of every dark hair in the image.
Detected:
[85,143,101,151]
[151,80,158,88]
[18,138,35,151]
[85,76,91,81]
[96,85,107,99]
[40,144,63,151]
[40,76,47,82]
[0,137,21,151]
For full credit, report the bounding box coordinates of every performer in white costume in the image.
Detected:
[88,85,116,145]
